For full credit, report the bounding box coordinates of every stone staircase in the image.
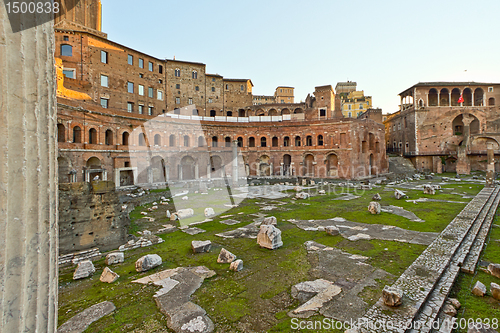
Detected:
[357,186,500,333]
[388,156,417,176]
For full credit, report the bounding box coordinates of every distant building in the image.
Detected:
[253,86,294,105]
[384,82,500,174]
[335,82,373,118]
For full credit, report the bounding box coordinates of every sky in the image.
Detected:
[102,0,500,114]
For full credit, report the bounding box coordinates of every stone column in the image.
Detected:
[486,142,495,187]
[194,164,199,179]
[0,7,58,333]
[232,141,238,185]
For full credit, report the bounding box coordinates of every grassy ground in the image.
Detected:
[58,178,485,332]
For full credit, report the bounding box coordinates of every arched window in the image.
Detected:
[249,137,255,147]
[174,68,180,77]
[88,128,97,144]
[225,136,231,147]
[475,88,484,106]
[272,137,278,147]
[261,137,267,147]
[295,136,301,146]
[237,137,243,147]
[489,97,495,106]
[198,136,205,147]
[212,136,218,147]
[154,134,161,146]
[210,110,216,117]
[306,136,313,146]
[283,136,290,147]
[138,133,146,146]
[227,111,233,117]
[192,71,197,79]
[60,44,72,57]
[122,132,129,146]
[57,124,65,143]
[73,126,81,143]
[317,135,323,146]
[105,129,113,145]
[428,88,438,106]
[184,135,190,147]
[169,134,175,147]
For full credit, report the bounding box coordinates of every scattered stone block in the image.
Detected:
[230,259,243,272]
[372,193,381,201]
[318,190,326,195]
[472,281,487,296]
[292,285,342,317]
[135,254,162,272]
[423,184,436,195]
[105,252,124,265]
[182,196,188,200]
[296,192,310,199]
[192,240,211,253]
[219,219,240,225]
[262,216,277,226]
[449,298,461,309]
[182,227,206,235]
[100,267,119,283]
[217,248,236,263]
[204,207,215,217]
[382,286,403,307]
[176,208,194,219]
[368,201,381,214]
[57,301,116,333]
[325,226,340,236]
[170,213,178,221]
[166,210,171,218]
[443,302,457,316]
[257,225,283,250]
[394,189,406,200]
[291,279,333,303]
[491,282,500,300]
[294,186,303,192]
[143,230,152,236]
[488,263,500,278]
[73,260,96,280]
[347,233,371,241]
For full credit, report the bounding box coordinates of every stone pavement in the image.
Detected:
[133,266,216,333]
[288,219,437,245]
[57,301,116,333]
[356,186,500,333]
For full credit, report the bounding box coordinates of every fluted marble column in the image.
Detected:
[0,5,58,333]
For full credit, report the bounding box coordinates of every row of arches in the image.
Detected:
[427,87,495,107]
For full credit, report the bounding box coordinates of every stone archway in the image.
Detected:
[210,155,223,178]
[180,156,196,180]
[326,154,338,177]
[151,156,166,183]
[259,155,271,176]
[304,154,314,177]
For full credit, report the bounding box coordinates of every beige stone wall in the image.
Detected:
[165,60,207,114]
[223,79,253,114]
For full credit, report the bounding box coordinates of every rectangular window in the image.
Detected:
[148,87,154,98]
[195,86,200,91]
[176,84,180,89]
[212,78,215,82]
[127,82,134,93]
[359,104,363,109]
[63,36,69,41]
[127,102,133,112]
[63,69,75,79]
[241,85,244,91]
[128,54,133,65]
[188,98,193,105]
[157,90,163,100]
[138,105,144,114]
[158,65,163,74]
[211,87,215,92]
[175,97,180,104]
[208,98,213,103]
[100,74,108,87]
[139,58,144,68]
[348,105,352,110]
[148,61,153,71]
[138,85,144,96]
[225,84,228,90]
[489,87,494,92]
[148,106,153,115]
[100,98,108,108]
[101,51,108,64]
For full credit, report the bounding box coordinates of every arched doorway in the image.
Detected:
[259,155,271,176]
[151,156,166,183]
[210,155,223,178]
[304,154,314,177]
[180,156,196,180]
[57,124,65,143]
[369,154,376,176]
[283,154,291,176]
[86,157,104,181]
[326,154,338,177]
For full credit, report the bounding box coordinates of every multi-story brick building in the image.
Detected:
[54,0,388,186]
[384,82,500,173]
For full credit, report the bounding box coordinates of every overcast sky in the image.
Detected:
[102,0,500,114]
